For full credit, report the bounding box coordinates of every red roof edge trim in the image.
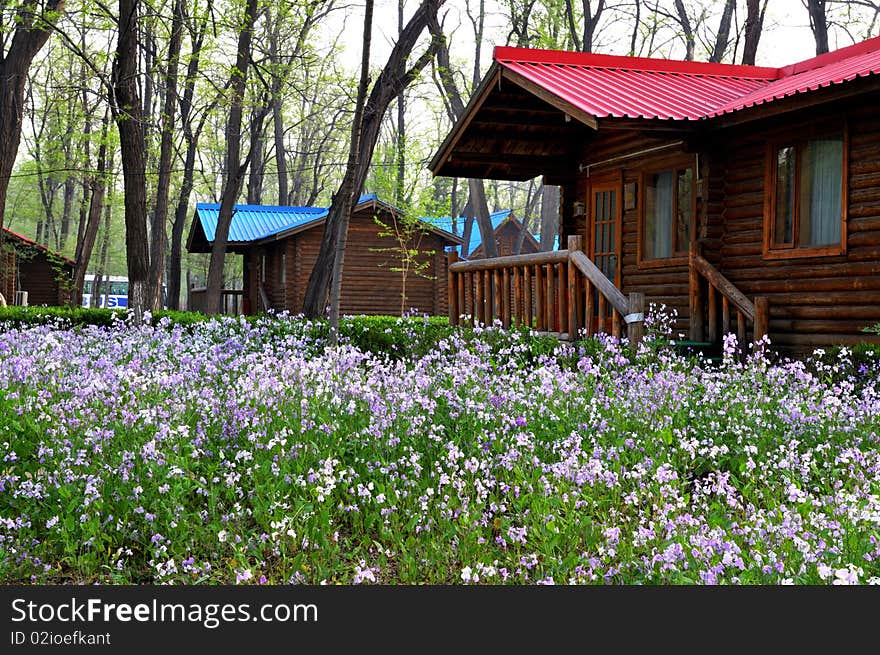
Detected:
[780,34,880,77]
[493,46,779,79]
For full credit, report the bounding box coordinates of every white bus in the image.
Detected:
[82,275,129,308]
[82,275,167,309]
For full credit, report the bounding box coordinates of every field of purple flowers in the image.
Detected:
[1,314,879,585]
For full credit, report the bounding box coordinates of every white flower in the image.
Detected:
[461,566,473,583]
[817,564,832,581]
[218,530,227,543]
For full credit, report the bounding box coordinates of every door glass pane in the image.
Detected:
[775,146,795,245]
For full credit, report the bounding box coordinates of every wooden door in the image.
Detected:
[589,183,622,334]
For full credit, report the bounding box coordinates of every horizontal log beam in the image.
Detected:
[450,249,569,273]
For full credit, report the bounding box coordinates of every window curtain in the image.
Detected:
[651,171,673,259]
[801,138,843,246]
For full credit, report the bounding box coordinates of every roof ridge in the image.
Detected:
[780,34,880,77]
[494,45,779,80]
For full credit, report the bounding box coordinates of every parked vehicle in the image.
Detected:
[82,276,167,309]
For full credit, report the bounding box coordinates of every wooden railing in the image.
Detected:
[188,287,244,315]
[448,235,645,343]
[689,243,768,346]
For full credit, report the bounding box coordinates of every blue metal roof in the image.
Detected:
[194,195,396,245]
[425,210,558,257]
[195,203,329,243]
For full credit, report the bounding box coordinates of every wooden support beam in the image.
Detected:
[458,271,466,324]
[447,251,459,325]
[535,264,545,331]
[513,267,522,327]
[485,270,493,325]
[754,296,769,344]
[524,265,533,328]
[737,310,746,346]
[556,263,567,337]
[545,264,554,332]
[708,284,718,344]
[584,281,594,337]
[502,268,511,328]
[627,292,645,344]
[598,293,607,335]
[722,295,730,337]
[567,235,582,339]
[493,269,502,326]
[689,243,704,341]
[449,249,568,273]
[612,308,621,340]
[475,270,484,326]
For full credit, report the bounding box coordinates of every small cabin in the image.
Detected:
[430,36,880,351]
[0,227,75,306]
[186,195,463,316]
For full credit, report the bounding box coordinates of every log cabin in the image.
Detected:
[186,194,463,316]
[0,227,75,306]
[430,36,880,351]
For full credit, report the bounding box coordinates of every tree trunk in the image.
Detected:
[710,0,736,63]
[428,15,496,258]
[539,183,559,252]
[742,0,767,65]
[149,0,184,310]
[166,12,208,310]
[70,113,111,306]
[673,0,695,60]
[205,0,259,315]
[113,0,151,322]
[807,0,829,55]
[0,0,65,292]
[302,0,445,317]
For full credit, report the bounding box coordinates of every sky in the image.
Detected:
[333,0,875,74]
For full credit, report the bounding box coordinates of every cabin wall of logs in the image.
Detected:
[709,101,880,349]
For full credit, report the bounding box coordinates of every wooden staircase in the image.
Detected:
[447,236,646,344]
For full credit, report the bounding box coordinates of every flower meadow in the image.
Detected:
[1,313,879,585]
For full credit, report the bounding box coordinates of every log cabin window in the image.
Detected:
[641,166,693,263]
[766,130,846,258]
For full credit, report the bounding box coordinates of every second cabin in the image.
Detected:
[186,194,463,317]
[430,36,880,351]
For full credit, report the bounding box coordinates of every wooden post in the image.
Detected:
[545,264,554,332]
[458,272,466,324]
[707,284,718,344]
[524,265,532,328]
[502,268,511,328]
[493,269,502,326]
[597,293,607,335]
[584,280,594,337]
[722,296,730,338]
[513,267,522,327]
[689,242,704,341]
[535,264,544,331]
[475,270,483,326]
[611,308,621,340]
[627,292,645,345]
[754,296,769,344]
[484,270,491,325]
[567,236,582,339]
[447,250,459,325]
[556,263,567,337]
[736,310,746,346]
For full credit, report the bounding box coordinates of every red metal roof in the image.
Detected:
[1,226,77,267]
[494,35,880,122]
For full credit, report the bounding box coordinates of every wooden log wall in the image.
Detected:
[714,100,880,349]
[243,207,455,317]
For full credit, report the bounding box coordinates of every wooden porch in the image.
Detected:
[187,286,245,315]
[447,236,771,349]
